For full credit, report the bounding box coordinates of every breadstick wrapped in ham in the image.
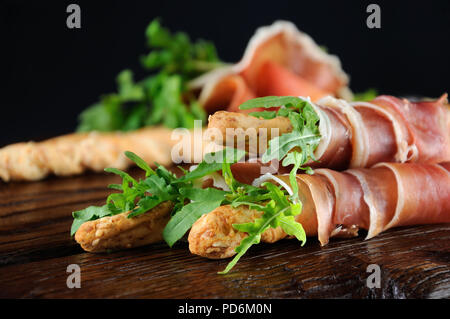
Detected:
[207,94,450,170]
[188,162,450,259]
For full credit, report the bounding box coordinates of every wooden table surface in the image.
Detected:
[0,169,449,299]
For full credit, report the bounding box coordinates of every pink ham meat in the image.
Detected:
[189,21,352,113]
[309,94,450,169]
[275,162,450,245]
[370,95,450,164]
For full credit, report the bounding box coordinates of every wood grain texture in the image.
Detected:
[0,170,449,299]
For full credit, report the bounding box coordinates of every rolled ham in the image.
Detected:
[207,94,450,171]
[188,162,450,259]
[189,20,352,113]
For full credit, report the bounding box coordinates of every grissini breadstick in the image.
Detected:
[75,201,173,252]
[207,110,292,156]
[0,127,205,182]
[188,162,450,259]
[187,204,285,259]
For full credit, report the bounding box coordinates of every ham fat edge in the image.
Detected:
[188,162,450,259]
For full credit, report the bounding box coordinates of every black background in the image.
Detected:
[1,0,449,146]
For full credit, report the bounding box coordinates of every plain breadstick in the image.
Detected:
[0,127,206,182]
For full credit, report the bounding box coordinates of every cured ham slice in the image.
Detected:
[189,21,352,113]
[196,74,257,114]
[255,61,331,101]
[207,94,450,170]
[188,163,450,259]
[369,95,450,163]
[316,162,450,243]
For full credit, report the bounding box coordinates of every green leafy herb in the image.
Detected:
[77,19,223,132]
[240,96,321,203]
[219,182,305,274]
[71,205,112,236]
[124,151,155,177]
[248,110,277,119]
[175,148,246,183]
[163,187,228,247]
[141,19,223,79]
[353,88,378,102]
[239,96,305,111]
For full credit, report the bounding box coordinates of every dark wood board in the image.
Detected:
[0,169,449,299]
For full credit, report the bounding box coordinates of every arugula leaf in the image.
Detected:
[262,130,320,164]
[124,150,155,177]
[175,148,246,183]
[142,19,222,78]
[278,215,306,241]
[129,194,170,218]
[217,228,262,275]
[240,96,321,202]
[77,19,222,132]
[163,200,224,247]
[104,167,138,186]
[219,182,305,274]
[163,187,229,247]
[161,149,246,246]
[239,96,305,110]
[77,95,124,132]
[117,70,145,101]
[248,111,277,119]
[353,88,378,102]
[70,205,112,236]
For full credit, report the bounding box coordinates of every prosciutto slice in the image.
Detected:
[188,163,450,259]
[369,95,450,163]
[189,21,352,113]
[207,94,450,170]
[272,163,450,246]
[313,94,450,168]
[310,162,450,244]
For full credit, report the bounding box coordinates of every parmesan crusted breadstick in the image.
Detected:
[0,127,204,182]
[207,111,292,144]
[188,204,286,259]
[75,201,173,252]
